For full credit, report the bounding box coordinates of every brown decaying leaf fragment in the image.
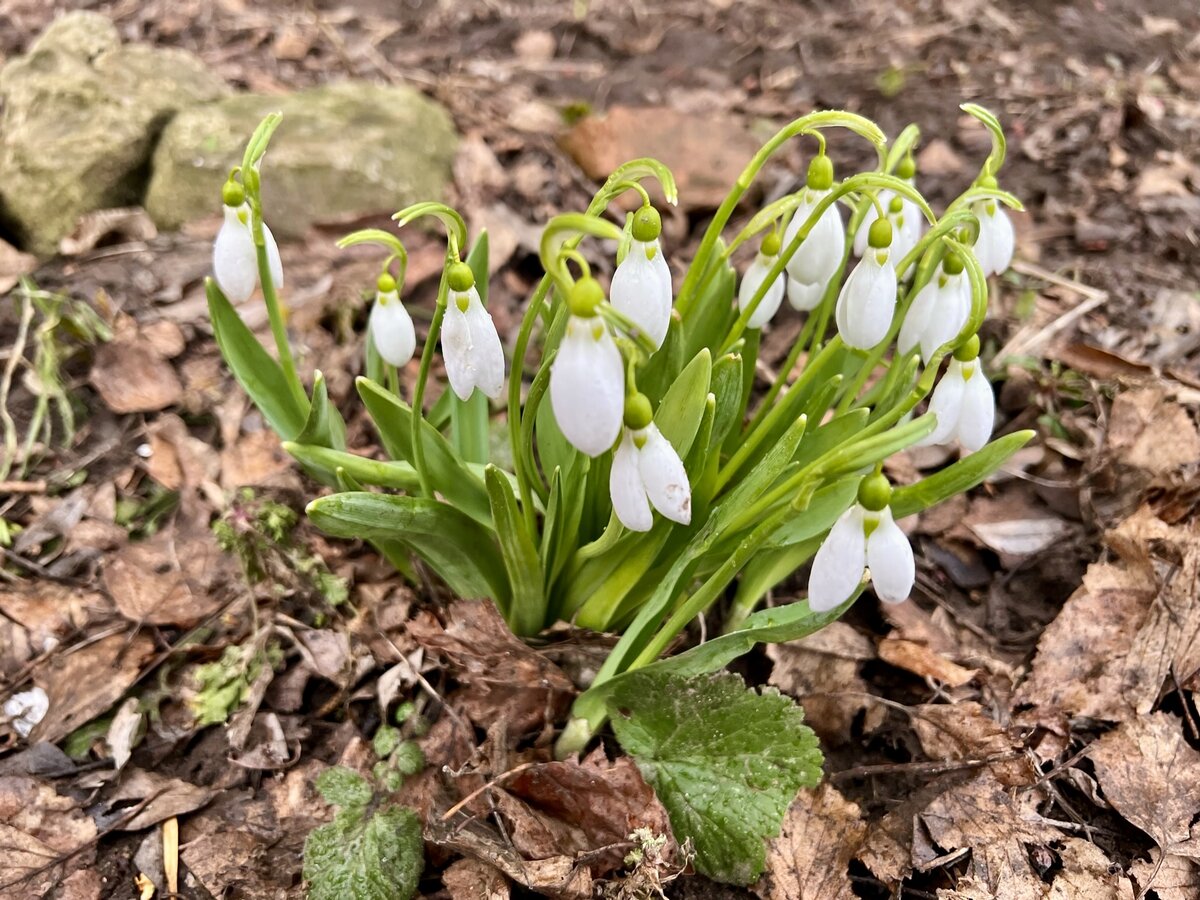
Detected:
[755,783,866,900]
[0,775,98,898]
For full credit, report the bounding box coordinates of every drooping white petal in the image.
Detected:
[263,221,284,290]
[894,199,924,261]
[852,191,892,257]
[787,276,826,311]
[549,316,625,456]
[807,504,867,612]
[441,299,474,401]
[988,206,1015,275]
[918,274,971,362]
[3,686,49,738]
[784,192,843,286]
[955,362,995,452]
[636,423,691,525]
[464,288,505,399]
[865,507,915,604]
[918,359,967,446]
[835,252,897,349]
[897,279,938,357]
[369,290,416,367]
[738,254,785,329]
[610,430,652,531]
[212,205,258,302]
[611,239,671,349]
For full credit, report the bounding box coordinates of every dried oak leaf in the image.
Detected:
[1105,387,1200,477]
[1130,851,1200,900]
[98,769,216,831]
[102,523,224,627]
[442,858,510,900]
[409,600,574,734]
[1049,838,1135,899]
[0,775,97,899]
[1088,712,1200,864]
[1015,506,1200,724]
[918,771,1061,899]
[754,783,866,900]
[505,748,676,874]
[766,622,885,745]
[30,631,155,744]
[910,703,1030,787]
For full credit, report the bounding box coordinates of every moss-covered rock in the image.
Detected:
[146,82,459,238]
[0,12,228,255]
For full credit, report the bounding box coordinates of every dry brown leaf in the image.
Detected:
[100,770,216,831]
[1048,838,1135,899]
[878,638,977,687]
[505,748,675,875]
[89,335,183,414]
[919,771,1060,899]
[559,106,761,210]
[1087,712,1200,860]
[409,600,574,734]
[443,858,510,900]
[0,775,97,899]
[102,524,224,627]
[145,413,219,493]
[1130,851,1200,900]
[219,428,296,490]
[1106,388,1200,476]
[766,622,883,745]
[0,237,36,295]
[755,783,866,900]
[910,703,1029,787]
[31,631,155,744]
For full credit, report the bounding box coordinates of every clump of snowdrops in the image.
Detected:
[207,105,1030,884]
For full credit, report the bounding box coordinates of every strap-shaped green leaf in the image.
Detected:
[357,378,491,526]
[292,371,348,485]
[891,430,1034,518]
[206,277,306,440]
[307,492,509,605]
[654,347,711,456]
[484,465,544,635]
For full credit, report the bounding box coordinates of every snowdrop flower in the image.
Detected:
[609,393,691,532]
[918,336,994,453]
[3,686,49,738]
[738,232,786,329]
[808,474,914,612]
[212,178,283,303]
[550,276,625,456]
[836,218,898,350]
[441,262,504,401]
[782,155,844,312]
[971,176,1015,275]
[897,253,970,362]
[610,206,672,349]
[368,272,416,367]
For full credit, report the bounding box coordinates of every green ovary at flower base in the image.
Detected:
[207,102,1033,886]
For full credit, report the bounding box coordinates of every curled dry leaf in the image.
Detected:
[98,770,216,831]
[877,638,977,687]
[505,748,676,875]
[766,622,885,745]
[754,783,866,900]
[409,599,574,734]
[1130,851,1200,900]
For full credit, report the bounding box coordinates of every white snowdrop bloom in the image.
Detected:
[611,239,672,349]
[212,184,283,303]
[609,403,691,532]
[918,352,995,453]
[897,257,971,362]
[787,277,826,312]
[3,686,49,738]
[782,158,844,301]
[441,264,504,401]
[972,199,1015,276]
[368,274,416,367]
[852,190,892,258]
[835,219,898,350]
[738,234,786,329]
[610,206,672,350]
[549,277,625,457]
[808,494,914,612]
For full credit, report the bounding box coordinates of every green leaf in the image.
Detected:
[654,348,711,457]
[682,252,737,362]
[891,430,1035,519]
[708,352,744,451]
[316,766,373,808]
[766,475,860,548]
[293,371,348,484]
[307,492,509,604]
[206,278,306,440]
[357,378,491,525]
[303,804,423,900]
[484,465,544,635]
[608,671,824,885]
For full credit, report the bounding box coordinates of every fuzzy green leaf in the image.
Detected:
[316,767,373,808]
[303,803,423,900]
[608,671,823,885]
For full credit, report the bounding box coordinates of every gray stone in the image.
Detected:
[0,12,228,255]
[145,82,459,238]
